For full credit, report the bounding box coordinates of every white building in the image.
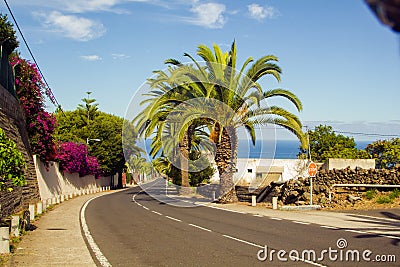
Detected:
[234,158,309,185]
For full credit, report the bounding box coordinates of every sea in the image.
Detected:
[237,139,372,159]
[141,139,372,159]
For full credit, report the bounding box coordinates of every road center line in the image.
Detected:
[142,206,150,210]
[165,215,182,222]
[222,234,264,249]
[188,223,212,232]
[253,214,263,217]
[151,210,162,215]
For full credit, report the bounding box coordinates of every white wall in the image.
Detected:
[235,158,309,183]
[322,158,376,170]
[34,155,111,201]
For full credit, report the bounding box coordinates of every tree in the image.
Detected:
[0,13,19,95]
[135,41,306,202]
[77,91,99,125]
[169,41,306,202]
[366,138,400,169]
[299,125,370,162]
[127,155,146,183]
[134,70,211,193]
[55,95,134,177]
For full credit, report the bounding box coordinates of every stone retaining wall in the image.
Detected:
[0,85,39,219]
[262,167,400,205]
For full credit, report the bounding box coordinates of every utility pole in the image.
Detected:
[305,125,315,205]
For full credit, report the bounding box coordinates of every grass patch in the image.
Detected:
[389,189,400,200]
[364,189,376,200]
[10,236,22,253]
[376,196,393,204]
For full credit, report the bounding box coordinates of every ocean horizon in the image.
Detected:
[238,139,372,159]
[141,139,372,160]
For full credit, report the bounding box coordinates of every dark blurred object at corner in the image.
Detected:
[366,0,400,32]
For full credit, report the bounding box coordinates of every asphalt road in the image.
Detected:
[84,180,399,266]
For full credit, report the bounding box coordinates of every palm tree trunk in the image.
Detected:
[179,127,192,195]
[214,124,238,203]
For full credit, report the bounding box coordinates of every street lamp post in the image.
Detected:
[86,138,101,144]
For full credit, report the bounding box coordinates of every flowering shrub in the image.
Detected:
[57,142,101,178]
[0,128,26,191]
[11,56,57,161]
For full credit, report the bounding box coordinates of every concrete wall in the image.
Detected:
[235,158,309,184]
[0,85,39,219]
[34,155,111,201]
[322,158,375,171]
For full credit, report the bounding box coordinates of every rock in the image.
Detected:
[347,194,361,204]
[295,200,306,206]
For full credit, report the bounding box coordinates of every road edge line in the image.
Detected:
[80,195,113,267]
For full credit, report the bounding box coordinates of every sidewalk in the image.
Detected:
[4,193,104,267]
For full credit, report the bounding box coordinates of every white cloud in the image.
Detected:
[112,53,130,59]
[35,11,106,41]
[187,3,226,29]
[81,55,103,61]
[65,0,121,13]
[247,3,279,21]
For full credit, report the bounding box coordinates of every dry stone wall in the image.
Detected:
[0,85,39,219]
[262,167,400,205]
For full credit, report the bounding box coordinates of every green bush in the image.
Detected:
[364,189,376,200]
[376,196,392,204]
[0,128,26,191]
[389,189,400,200]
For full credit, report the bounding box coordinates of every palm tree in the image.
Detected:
[169,41,306,202]
[134,70,200,193]
[135,41,306,202]
[127,155,146,183]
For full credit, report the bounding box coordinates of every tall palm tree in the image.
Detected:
[170,41,306,202]
[135,41,306,202]
[134,70,203,193]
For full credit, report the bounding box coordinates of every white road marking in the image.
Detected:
[377,234,400,240]
[222,234,264,249]
[253,214,263,217]
[345,229,366,234]
[229,210,246,214]
[293,221,310,225]
[151,211,162,216]
[188,223,212,232]
[320,225,339,230]
[142,206,149,210]
[165,216,182,222]
[81,196,112,267]
[269,217,282,221]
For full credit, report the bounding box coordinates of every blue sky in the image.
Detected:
[2,0,400,141]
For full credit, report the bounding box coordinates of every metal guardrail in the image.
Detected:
[328,184,400,201]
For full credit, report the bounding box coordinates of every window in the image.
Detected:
[247,169,252,173]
